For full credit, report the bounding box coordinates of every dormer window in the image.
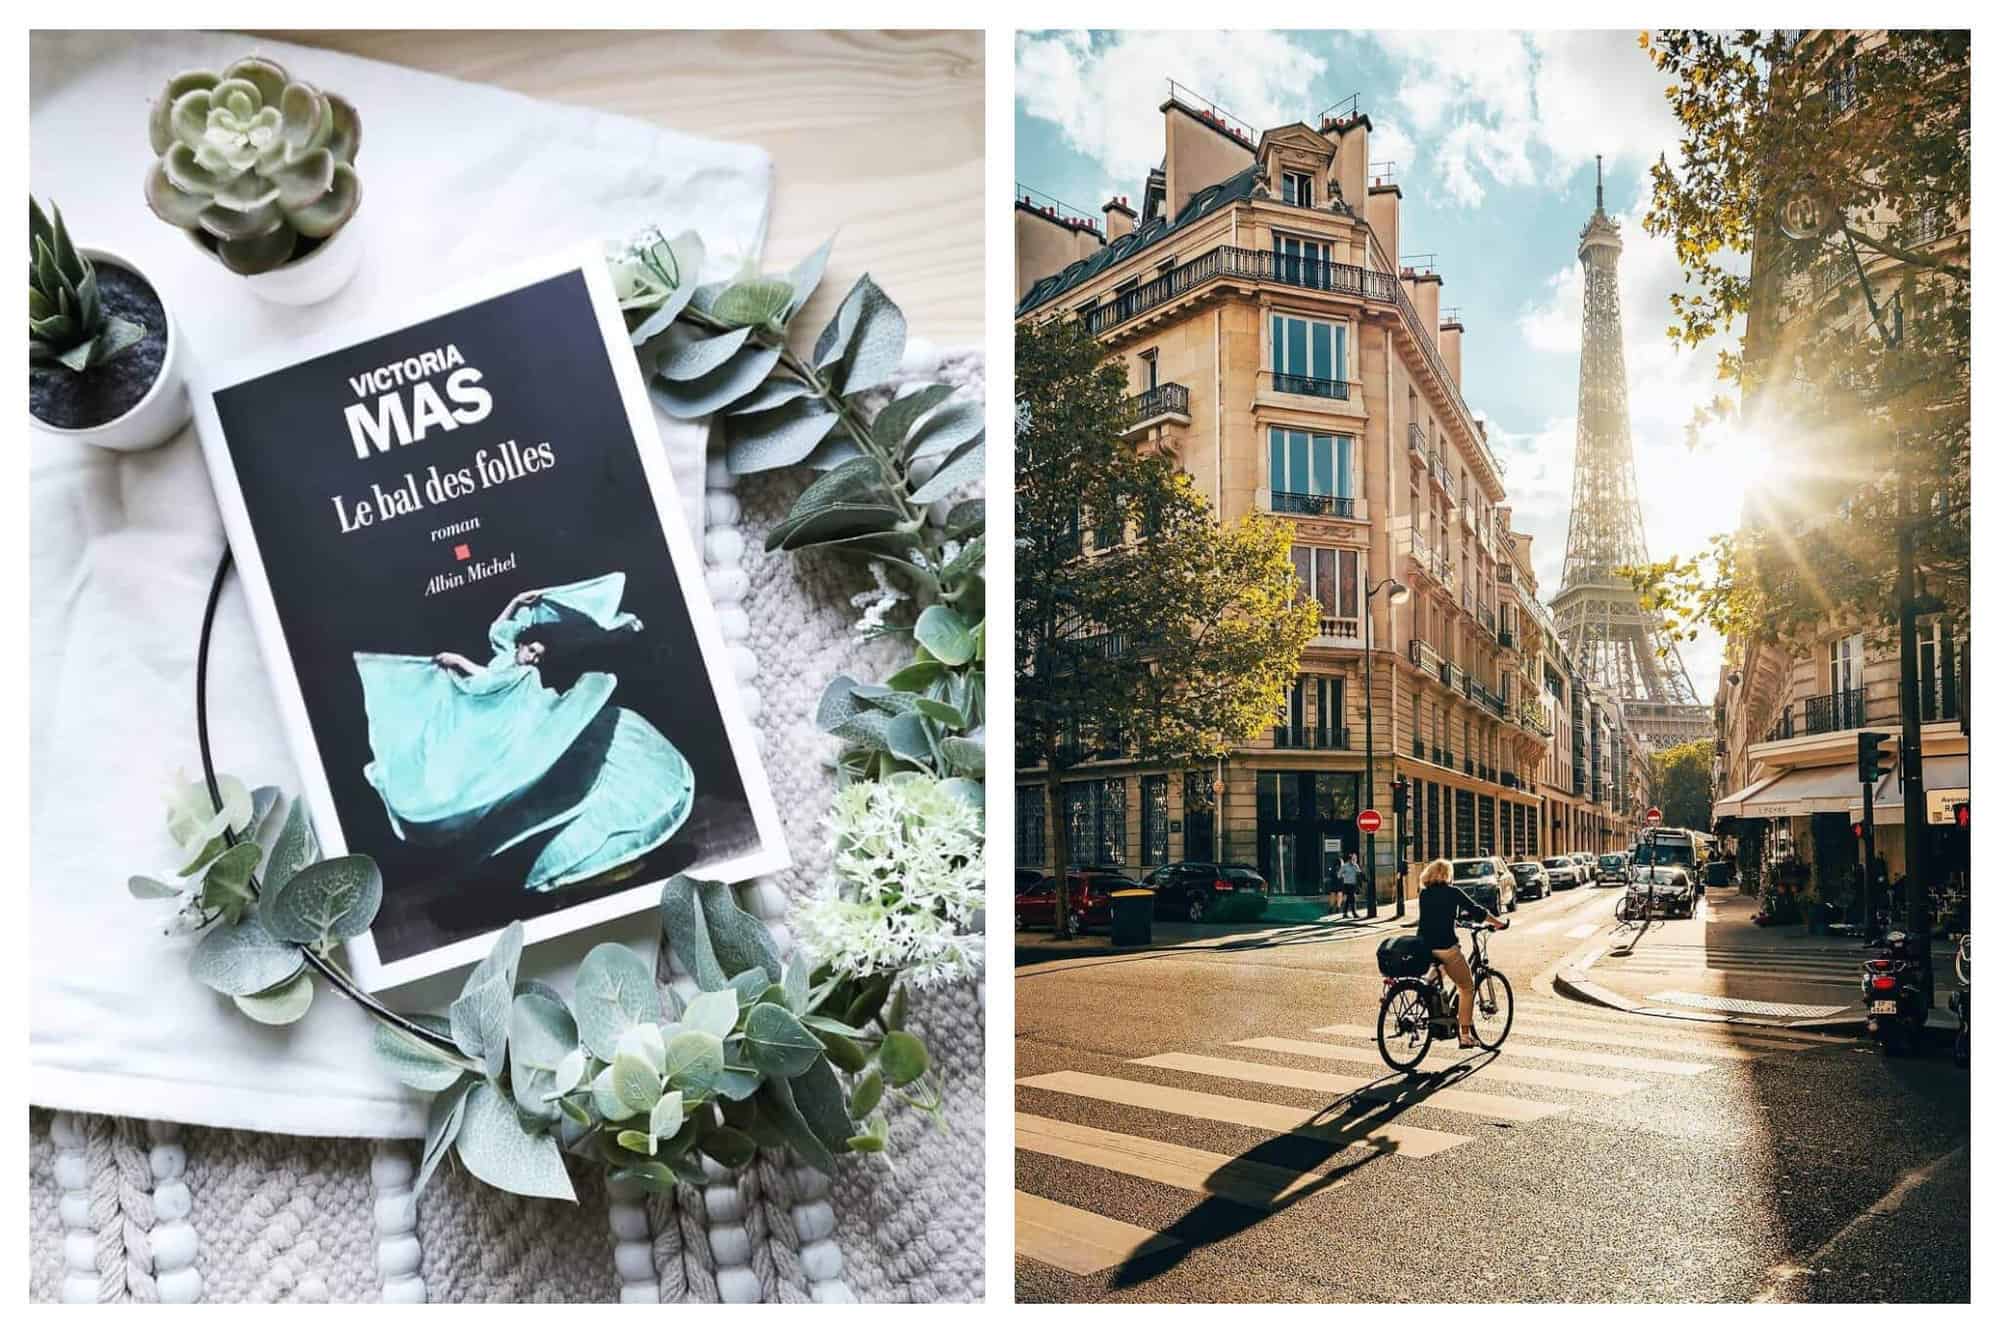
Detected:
[1282,170,1315,208]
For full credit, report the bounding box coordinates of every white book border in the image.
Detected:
[188,245,790,992]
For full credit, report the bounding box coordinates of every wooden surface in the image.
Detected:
[258,30,985,348]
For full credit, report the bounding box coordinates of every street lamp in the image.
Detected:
[1777,182,1934,964]
[1363,575,1411,918]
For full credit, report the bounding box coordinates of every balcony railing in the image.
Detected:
[1129,381,1189,421]
[1500,770,1520,790]
[1497,627,1515,650]
[1802,688,1866,735]
[1439,748,1456,768]
[1412,737,1427,759]
[1497,563,1514,584]
[1271,491,1356,518]
[1408,638,1444,680]
[1272,723,1353,751]
[1407,421,1428,461]
[1462,755,1474,776]
[1272,373,1355,401]
[1765,711,1795,742]
[1477,603,1496,635]
[1318,614,1360,640]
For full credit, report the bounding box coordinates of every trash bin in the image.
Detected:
[1109,888,1155,947]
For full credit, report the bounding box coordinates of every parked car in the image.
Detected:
[1015,870,1136,935]
[1703,860,1738,889]
[1574,853,1598,885]
[1016,868,1046,896]
[1510,861,1550,901]
[1631,865,1698,918]
[1595,853,1629,886]
[1451,857,1517,915]
[1140,861,1263,922]
[1541,856,1581,891]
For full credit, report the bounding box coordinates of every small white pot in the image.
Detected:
[29,247,191,454]
[241,220,365,307]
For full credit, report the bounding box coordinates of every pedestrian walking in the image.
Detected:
[1337,852,1360,918]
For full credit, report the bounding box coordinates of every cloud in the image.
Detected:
[1015,30,1329,194]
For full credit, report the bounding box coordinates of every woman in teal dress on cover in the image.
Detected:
[354,572,694,893]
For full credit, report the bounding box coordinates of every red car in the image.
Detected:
[1015,870,1136,935]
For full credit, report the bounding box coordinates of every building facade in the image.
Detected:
[1014,87,1639,894]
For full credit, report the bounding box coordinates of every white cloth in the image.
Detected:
[29,31,771,1138]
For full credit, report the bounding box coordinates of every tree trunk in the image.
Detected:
[1046,754,1074,940]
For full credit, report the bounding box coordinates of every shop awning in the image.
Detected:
[1714,774,1779,820]
[1858,754,1970,826]
[1733,764,1873,819]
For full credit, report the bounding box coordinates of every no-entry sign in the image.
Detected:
[1357,808,1383,834]
[1645,807,1662,827]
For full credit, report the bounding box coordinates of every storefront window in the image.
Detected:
[1016,785,1047,865]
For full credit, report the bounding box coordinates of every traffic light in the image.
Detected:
[1857,731,1891,785]
[1852,822,1865,839]
[1955,801,1969,828]
[1390,777,1409,814]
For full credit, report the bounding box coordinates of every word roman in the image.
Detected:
[343,344,493,460]
[332,441,556,533]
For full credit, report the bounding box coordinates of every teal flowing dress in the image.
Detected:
[355,573,694,892]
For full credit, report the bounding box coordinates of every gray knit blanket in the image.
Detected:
[27,350,986,1304]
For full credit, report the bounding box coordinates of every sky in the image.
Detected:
[1016,29,1763,703]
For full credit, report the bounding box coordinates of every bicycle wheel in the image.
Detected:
[1469,968,1515,1050]
[1376,980,1436,1072]
[1615,894,1638,924]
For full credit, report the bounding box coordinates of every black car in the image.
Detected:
[1595,853,1630,886]
[1140,861,1264,922]
[1510,861,1549,900]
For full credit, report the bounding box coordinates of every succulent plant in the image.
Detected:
[143,57,362,276]
[29,197,145,373]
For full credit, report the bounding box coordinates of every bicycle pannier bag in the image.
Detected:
[1377,933,1432,978]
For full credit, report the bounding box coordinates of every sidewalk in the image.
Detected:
[1556,888,1960,1030]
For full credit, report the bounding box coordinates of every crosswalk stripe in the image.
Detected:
[1565,922,1601,938]
[1511,1001,1854,1044]
[1016,1189,1176,1276]
[1312,1024,1714,1076]
[1163,1048,1567,1121]
[1239,1035,1645,1096]
[1498,1006,1817,1051]
[1017,1113,1330,1208]
[1018,1070,1472,1158]
[1484,1018,1795,1060]
[1597,963,1858,983]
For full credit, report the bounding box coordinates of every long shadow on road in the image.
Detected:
[1106,1053,1496,1291]
[1018,920,1399,970]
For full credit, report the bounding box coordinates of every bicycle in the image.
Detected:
[1376,922,1515,1072]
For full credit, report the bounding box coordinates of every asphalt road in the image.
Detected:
[1015,883,1971,1303]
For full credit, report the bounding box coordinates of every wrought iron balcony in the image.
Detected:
[1273,373,1355,401]
[1407,421,1428,461]
[1271,491,1356,518]
[1497,627,1515,650]
[1802,688,1865,734]
[1765,711,1795,742]
[1129,381,1189,421]
[1500,769,1520,789]
[1412,736,1427,759]
[1439,748,1456,768]
[1408,637,1444,679]
[1463,755,1475,776]
[1272,723,1353,751]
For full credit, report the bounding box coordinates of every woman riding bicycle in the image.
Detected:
[1417,857,1508,1048]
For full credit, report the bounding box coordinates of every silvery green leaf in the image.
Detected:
[661,1028,725,1096]
[659,877,727,992]
[767,500,904,553]
[509,991,577,1074]
[648,1089,685,1142]
[654,324,751,381]
[782,955,811,1013]
[694,878,783,982]
[615,1020,667,1075]
[682,989,738,1040]
[914,605,976,666]
[939,777,984,811]
[262,854,381,949]
[128,874,181,900]
[189,915,305,996]
[611,1050,663,1113]
[943,498,985,535]
[448,921,524,1077]
[198,841,262,923]
[885,712,930,762]
[591,1066,635,1122]
[616,1128,657,1156]
[911,697,965,728]
[573,942,664,1063]
[741,1002,823,1079]
[627,229,705,344]
[800,1013,869,1041]
[247,785,281,840]
[263,798,316,896]
[791,1056,859,1157]
[812,274,904,394]
[938,734,985,776]
[884,660,947,691]
[175,835,230,880]
[908,399,984,460]
[714,1065,763,1102]
[725,376,813,415]
[650,343,783,418]
[372,1015,465,1093]
[701,1124,757,1170]
[456,1083,575,1202]
[612,1161,678,1196]
[799,430,864,472]
[911,437,984,503]
[879,1030,930,1086]
[755,1076,836,1175]
[709,277,794,329]
[554,1047,588,1096]
[233,970,313,1025]
[723,397,838,474]
[782,232,836,320]
[166,773,251,853]
[871,383,955,451]
[816,675,867,733]
[414,1076,472,1201]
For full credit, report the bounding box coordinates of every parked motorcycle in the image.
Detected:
[1949,935,1969,1067]
[1862,930,1932,1056]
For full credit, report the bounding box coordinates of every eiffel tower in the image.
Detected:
[1549,158,1711,752]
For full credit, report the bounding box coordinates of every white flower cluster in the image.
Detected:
[848,560,905,643]
[794,776,985,990]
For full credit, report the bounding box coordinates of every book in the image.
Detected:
[190,248,788,989]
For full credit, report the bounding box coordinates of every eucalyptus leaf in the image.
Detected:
[198,841,262,924]
[766,499,905,553]
[726,969,770,1006]
[692,878,782,982]
[782,232,836,319]
[651,343,783,417]
[510,992,578,1071]
[789,1056,859,1158]
[798,430,864,472]
[815,1027,870,1074]
[616,1021,668,1074]
[879,1030,930,1087]
[127,874,181,900]
[911,698,966,728]
[659,876,727,991]
[755,1076,836,1175]
[937,734,986,776]
[414,1076,473,1201]
[591,1066,636,1122]
[661,1028,726,1096]
[612,1161,678,1197]
[372,1015,466,1093]
[725,376,813,415]
[885,711,931,762]
[448,921,524,1078]
[709,277,793,329]
[263,798,316,896]
[189,914,306,996]
[456,1082,575,1202]
[166,773,251,854]
[554,1047,588,1097]
[741,1002,823,1078]
[701,1124,758,1170]
[812,274,904,394]
[886,984,908,1032]
[871,383,955,451]
[616,1128,657,1156]
[648,1089,686,1142]
[782,955,811,1014]
[714,1065,763,1102]
[247,785,280,839]
[655,324,752,380]
[723,397,838,474]
[610,1051,664,1114]
[911,437,984,503]
[914,605,977,666]
[262,854,381,949]
[232,970,313,1025]
[573,941,665,1062]
[907,399,985,460]
[626,229,705,343]
[883,660,947,691]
